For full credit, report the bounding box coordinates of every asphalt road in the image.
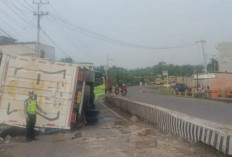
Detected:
[126,86,232,125]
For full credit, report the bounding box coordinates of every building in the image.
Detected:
[0,36,55,59]
[217,42,232,73]
[0,36,16,45]
[0,41,55,59]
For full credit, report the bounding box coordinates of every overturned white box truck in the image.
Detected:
[0,53,98,130]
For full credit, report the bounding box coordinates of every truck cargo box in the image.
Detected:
[0,54,90,129]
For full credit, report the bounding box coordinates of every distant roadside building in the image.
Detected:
[217,42,232,73]
[0,36,55,59]
[0,36,16,45]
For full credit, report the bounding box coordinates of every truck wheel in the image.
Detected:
[86,116,98,125]
[121,90,127,96]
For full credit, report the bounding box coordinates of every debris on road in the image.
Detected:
[103,122,115,129]
[118,128,131,134]
[130,116,139,123]
[114,120,124,125]
[188,148,196,154]
[135,138,158,149]
[137,128,152,136]
[81,137,87,141]
[4,135,11,144]
[72,131,82,139]
[103,122,121,129]
[0,137,3,144]
[52,133,65,142]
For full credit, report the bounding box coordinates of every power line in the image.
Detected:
[45,3,94,59]
[49,13,196,50]
[0,17,23,38]
[46,16,94,60]
[7,0,32,13]
[23,0,34,10]
[0,7,32,29]
[15,0,34,12]
[4,0,35,23]
[0,27,13,38]
[0,12,29,36]
[41,28,72,59]
[2,0,35,27]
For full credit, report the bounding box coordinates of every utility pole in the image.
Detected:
[33,0,49,57]
[196,40,207,73]
[105,55,113,93]
[193,70,198,91]
[105,55,109,93]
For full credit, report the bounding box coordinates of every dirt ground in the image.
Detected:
[0,99,227,157]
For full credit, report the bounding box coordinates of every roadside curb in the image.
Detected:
[105,95,232,155]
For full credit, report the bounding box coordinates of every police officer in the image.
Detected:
[24,90,46,141]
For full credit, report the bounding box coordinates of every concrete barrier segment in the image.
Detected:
[104,95,232,155]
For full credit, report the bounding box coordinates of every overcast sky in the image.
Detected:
[0,0,232,68]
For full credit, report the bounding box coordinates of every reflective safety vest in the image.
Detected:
[27,99,37,114]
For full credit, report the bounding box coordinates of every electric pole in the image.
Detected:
[33,0,49,57]
[196,40,207,73]
[105,55,113,93]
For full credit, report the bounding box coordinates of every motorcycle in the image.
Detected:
[121,89,127,96]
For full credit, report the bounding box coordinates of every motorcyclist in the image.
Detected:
[121,83,127,93]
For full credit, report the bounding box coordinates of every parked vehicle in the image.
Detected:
[0,53,98,129]
[174,83,188,93]
[155,77,164,85]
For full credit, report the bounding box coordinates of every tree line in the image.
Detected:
[59,57,218,86]
[94,62,204,86]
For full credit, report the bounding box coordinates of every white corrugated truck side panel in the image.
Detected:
[0,55,79,129]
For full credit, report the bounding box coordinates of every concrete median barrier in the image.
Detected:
[104,95,232,155]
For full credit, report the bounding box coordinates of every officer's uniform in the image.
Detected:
[24,94,45,141]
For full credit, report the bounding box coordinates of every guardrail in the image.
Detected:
[105,95,232,155]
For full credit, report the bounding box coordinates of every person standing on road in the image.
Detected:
[24,90,46,142]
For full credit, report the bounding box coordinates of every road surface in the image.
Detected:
[127,86,232,125]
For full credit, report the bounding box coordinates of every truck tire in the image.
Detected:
[83,84,100,125]
[86,116,98,125]
[85,110,100,117]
